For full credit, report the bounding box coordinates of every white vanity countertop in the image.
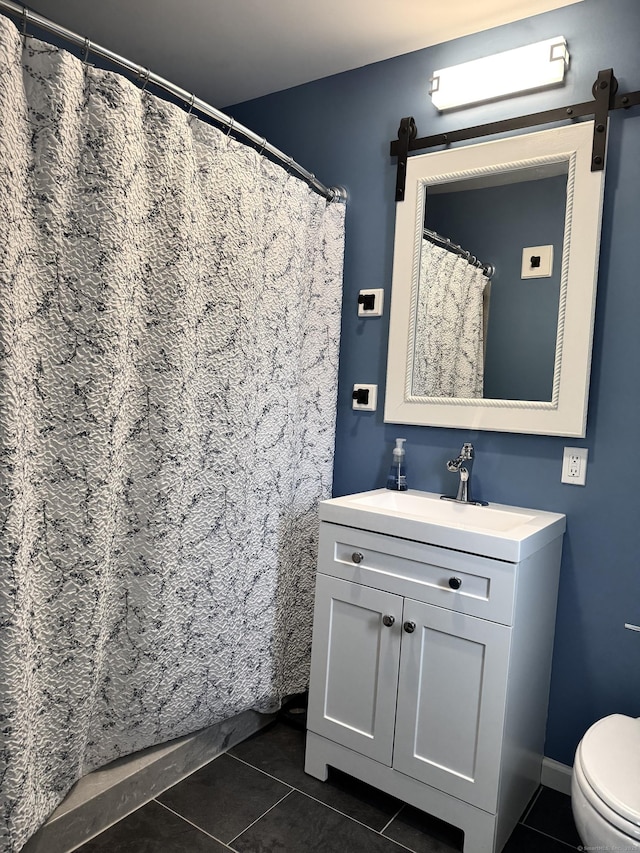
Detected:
[319,489,566,562]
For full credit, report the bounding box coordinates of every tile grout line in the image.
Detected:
[291,791,423,853]
[229,753,395,833]
[227,788,295,846]
[228,753,420,853]
[227,752,305,795]
[519,822,580,850]
[229,749,574,852]
[379,804,405,836]
[153,798,237,850]
[519,785,543,825]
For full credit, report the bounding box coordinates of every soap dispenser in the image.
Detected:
[386,438,407,491]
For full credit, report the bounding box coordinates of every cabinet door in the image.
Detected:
[393,598,510,812]
[307,574,402,765]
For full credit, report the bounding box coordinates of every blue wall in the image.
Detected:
[227,0,640,767]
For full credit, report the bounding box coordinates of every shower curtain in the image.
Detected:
[413,240,486,398]
[0,15,344,853]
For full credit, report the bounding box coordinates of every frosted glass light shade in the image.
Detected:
[430,37,569,111]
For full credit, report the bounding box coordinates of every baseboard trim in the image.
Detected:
[542,757,573,795]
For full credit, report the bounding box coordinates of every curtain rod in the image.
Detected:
[423,228,494,278]
[0,0,346,204]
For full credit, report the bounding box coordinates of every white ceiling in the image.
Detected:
[22,0,583,107]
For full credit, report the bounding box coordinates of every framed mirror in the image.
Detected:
[384,122,606,437]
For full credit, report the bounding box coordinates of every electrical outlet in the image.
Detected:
[357,289,384,317]
[561,446,588,485]
[352,384,377,411]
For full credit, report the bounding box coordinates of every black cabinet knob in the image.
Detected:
[351,552,364,564]
[448,577,462,590]
[403,621,416,633]
[382,615,395,628]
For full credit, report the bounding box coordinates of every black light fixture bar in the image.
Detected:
[391,69,640,201]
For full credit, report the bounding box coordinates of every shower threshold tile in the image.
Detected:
[21,710,272,853]
[75,799,228,852]
[156,752,291,843]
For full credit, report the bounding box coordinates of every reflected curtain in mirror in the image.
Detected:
[413,241,486,397]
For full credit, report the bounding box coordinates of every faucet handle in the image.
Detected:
[446,443,474,472]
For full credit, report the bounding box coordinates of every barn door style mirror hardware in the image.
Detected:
[391,69,640,201]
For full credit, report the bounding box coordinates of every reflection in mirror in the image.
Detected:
[413,167,568,401]
[384,123,606,437]
[412,232,489,399]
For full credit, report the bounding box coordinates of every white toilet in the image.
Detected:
[572,714,640,850]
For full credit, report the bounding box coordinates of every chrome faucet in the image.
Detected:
[441,443,488,506]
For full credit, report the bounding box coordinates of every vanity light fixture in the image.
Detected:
[429,37,570,111]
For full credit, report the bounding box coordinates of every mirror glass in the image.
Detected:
[414,165,567,401]
[385,122,605,437]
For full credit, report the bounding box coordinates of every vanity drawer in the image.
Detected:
[317,522,516,625]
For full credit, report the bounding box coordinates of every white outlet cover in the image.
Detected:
[561,446,588,485]
[522,245,553,278]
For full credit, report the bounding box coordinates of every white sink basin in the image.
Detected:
[319,489,565,562]
[350,490,537,532]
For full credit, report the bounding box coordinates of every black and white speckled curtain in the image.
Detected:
[0,14,344,852]
[413,241,485,398]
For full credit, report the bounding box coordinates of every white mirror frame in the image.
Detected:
[384,122,606,437]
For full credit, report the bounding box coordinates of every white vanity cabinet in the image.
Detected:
[305,490,566,853]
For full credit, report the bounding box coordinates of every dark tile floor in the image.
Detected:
[75,721,582,852]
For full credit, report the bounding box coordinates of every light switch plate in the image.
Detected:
[352,384,377,411]
[357,289,384,317]
[522,245,553,278]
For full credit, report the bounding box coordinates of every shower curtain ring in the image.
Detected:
[21,7,29,47]
[279,156,295,196]
[140,68,151,91]
[258,137,267,156]
[186,94,195,117]
[82,38,92,67]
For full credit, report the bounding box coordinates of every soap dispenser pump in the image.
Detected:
[386,438,407,491]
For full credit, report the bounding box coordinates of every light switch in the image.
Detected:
[521,245,553,278]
